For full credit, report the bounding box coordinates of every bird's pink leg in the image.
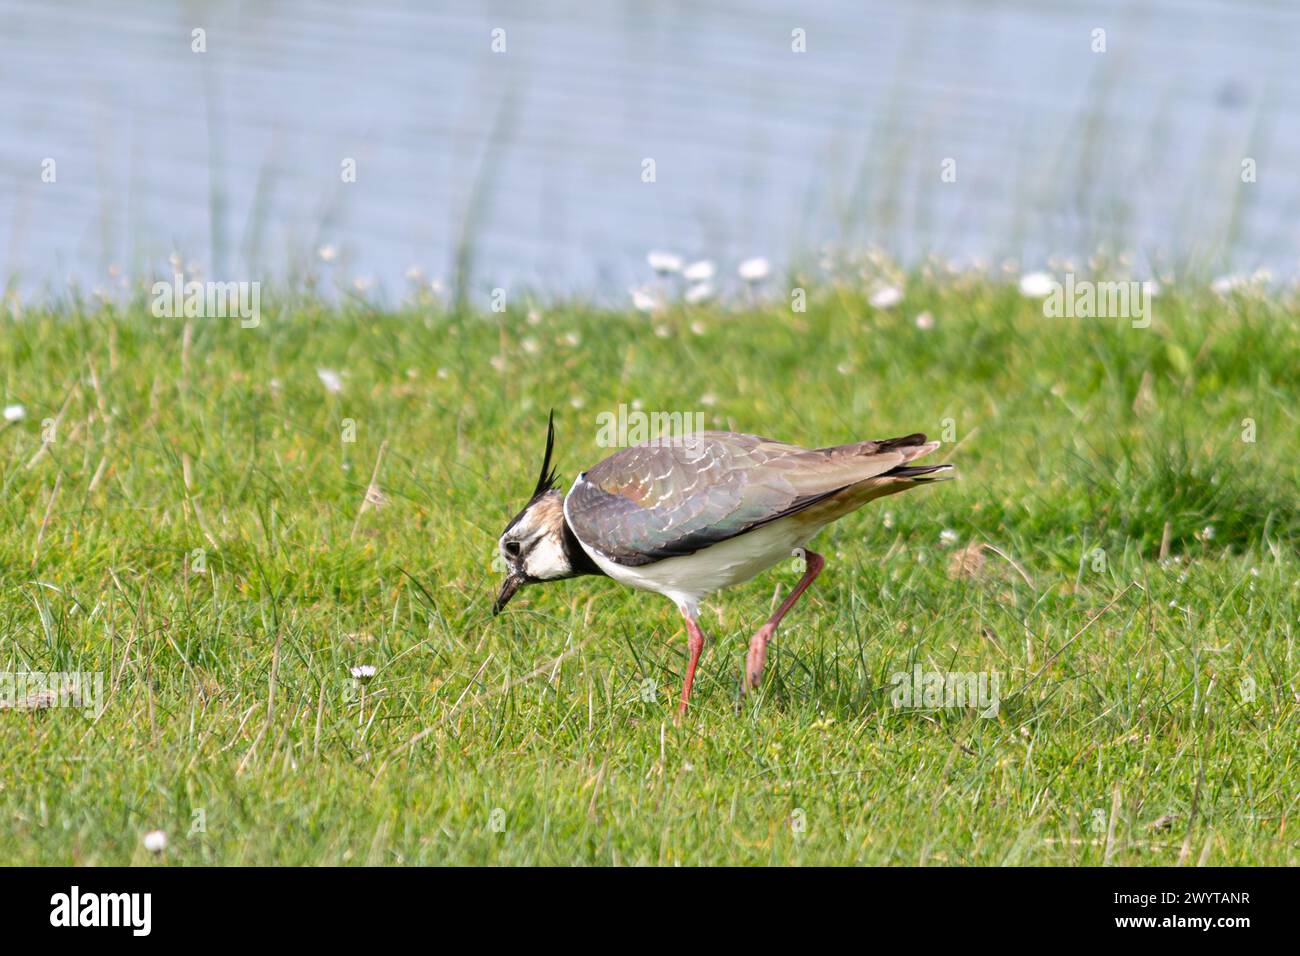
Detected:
[745,550,825,690]
[679,613,706,716]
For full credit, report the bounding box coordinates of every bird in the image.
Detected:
[493,413,954,714]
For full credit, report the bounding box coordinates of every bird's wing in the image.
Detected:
[564,431,918,566]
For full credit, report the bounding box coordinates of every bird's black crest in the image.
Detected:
[531,410,559,500]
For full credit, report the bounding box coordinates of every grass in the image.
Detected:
[0,275,1296,865]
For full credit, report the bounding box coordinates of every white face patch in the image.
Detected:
[521,532,569,580]
[499,493,572,581]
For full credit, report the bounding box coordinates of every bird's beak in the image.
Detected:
[492,572,526,616]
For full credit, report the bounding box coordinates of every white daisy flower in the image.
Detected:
[869,285,903,309]
[350,664,377,682]
[647,251,683,275]
[629,286,657,313]
[737,257,771,282]
[1018,271,1055,297]
[939,528,960,547]
[3,404,25,422]
[142,830,168,854]
[914,311,935,330]
[684,282,714,305]
[683,260,716,283]
[316,369,343,394]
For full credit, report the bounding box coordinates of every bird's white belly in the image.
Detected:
[580,515,822,615]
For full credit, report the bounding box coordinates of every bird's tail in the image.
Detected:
[883,463,954,481]
[792,431,955,521]
[871,433,955,483]
[814,432,956,488]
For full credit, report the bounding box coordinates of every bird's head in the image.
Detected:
[493,413,578,615]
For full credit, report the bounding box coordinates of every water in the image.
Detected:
[2,0,1298,302]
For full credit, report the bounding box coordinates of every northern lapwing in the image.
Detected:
[493,414,954,714]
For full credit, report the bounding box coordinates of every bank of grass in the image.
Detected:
[0,279,1296,864]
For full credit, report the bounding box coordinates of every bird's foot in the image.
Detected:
[744,623,776,690]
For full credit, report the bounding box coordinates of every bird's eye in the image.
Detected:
[504,540,521,557]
